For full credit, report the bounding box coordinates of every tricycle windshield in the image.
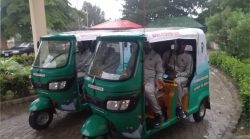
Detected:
[88,40,138,81]
[33,40,71,68]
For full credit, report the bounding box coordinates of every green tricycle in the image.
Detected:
[28,30,113,130]
[80,28,210,139]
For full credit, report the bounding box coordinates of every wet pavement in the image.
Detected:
[0,67,242,139]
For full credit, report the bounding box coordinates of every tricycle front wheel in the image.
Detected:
[82,134,108,139]
[29,109,53,130]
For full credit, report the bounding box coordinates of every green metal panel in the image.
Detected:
[97,34,145,41]
[29,97,50,111]
[81,115,109,137]
[40,34,76,41]
[189,69,210,114]
[83,37,145,136]
[31,36,81,110]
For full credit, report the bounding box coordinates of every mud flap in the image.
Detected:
[81,115,109,137]
[205,96,211,109]
[29,97,51,111]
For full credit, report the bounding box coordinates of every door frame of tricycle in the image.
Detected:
[143,28,210,137]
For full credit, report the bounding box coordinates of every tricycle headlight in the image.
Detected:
[106,100,130,111]
[49,81,67,90]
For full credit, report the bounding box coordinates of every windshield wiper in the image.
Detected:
[49,52,65,62]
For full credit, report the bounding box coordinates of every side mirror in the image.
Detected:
[37,41,40,50]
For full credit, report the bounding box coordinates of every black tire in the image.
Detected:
[82,134,108,139]
[193,100,206,122]
[29,109,53,130]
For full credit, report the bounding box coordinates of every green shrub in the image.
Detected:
[209,52,250,116]
[206,9,250,58]
[11,54,35,66]
[241,58,250,64]
[0,58,31,100]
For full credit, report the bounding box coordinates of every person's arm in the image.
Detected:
[155,54,164,80]
[155,54,164,89]
[176,55,193,78]
[162,51,168,68]
[167,54,177,71]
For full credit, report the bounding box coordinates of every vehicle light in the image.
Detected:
[106,100,130,111]
[49,81,67,90]
[12,50,19,54]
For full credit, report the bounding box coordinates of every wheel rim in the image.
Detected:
[199,103,206,117]
[37,112,50,125]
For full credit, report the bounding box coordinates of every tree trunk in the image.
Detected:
[1,37,8,51]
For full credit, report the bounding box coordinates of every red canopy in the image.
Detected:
[89,20,142,30]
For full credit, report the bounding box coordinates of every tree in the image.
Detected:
[122,0,208,25]
[45,0,73,31]
[0,0,85,42]
[195,0,221,26]
[66,8,86,30]
[205,0,250,58]
[81,2,105,27]
[227,12,250,58]
[220,0,249,13]
[1,0,31,41]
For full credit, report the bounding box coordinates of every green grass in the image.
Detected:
[209,52,250,117]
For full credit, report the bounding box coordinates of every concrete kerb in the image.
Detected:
[211,67,243,138]
[0,95,38,111]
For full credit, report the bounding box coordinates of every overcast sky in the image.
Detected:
[69,0,124,20]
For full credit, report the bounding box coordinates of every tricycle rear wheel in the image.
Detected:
[193,100,206,122]
[29,109,53,130]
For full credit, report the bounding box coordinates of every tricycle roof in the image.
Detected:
[40,30,115,41]
[98,27,204,43]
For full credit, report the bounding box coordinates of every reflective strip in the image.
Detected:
[88,84,104,91]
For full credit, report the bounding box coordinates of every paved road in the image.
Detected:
[0,67,241,139]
